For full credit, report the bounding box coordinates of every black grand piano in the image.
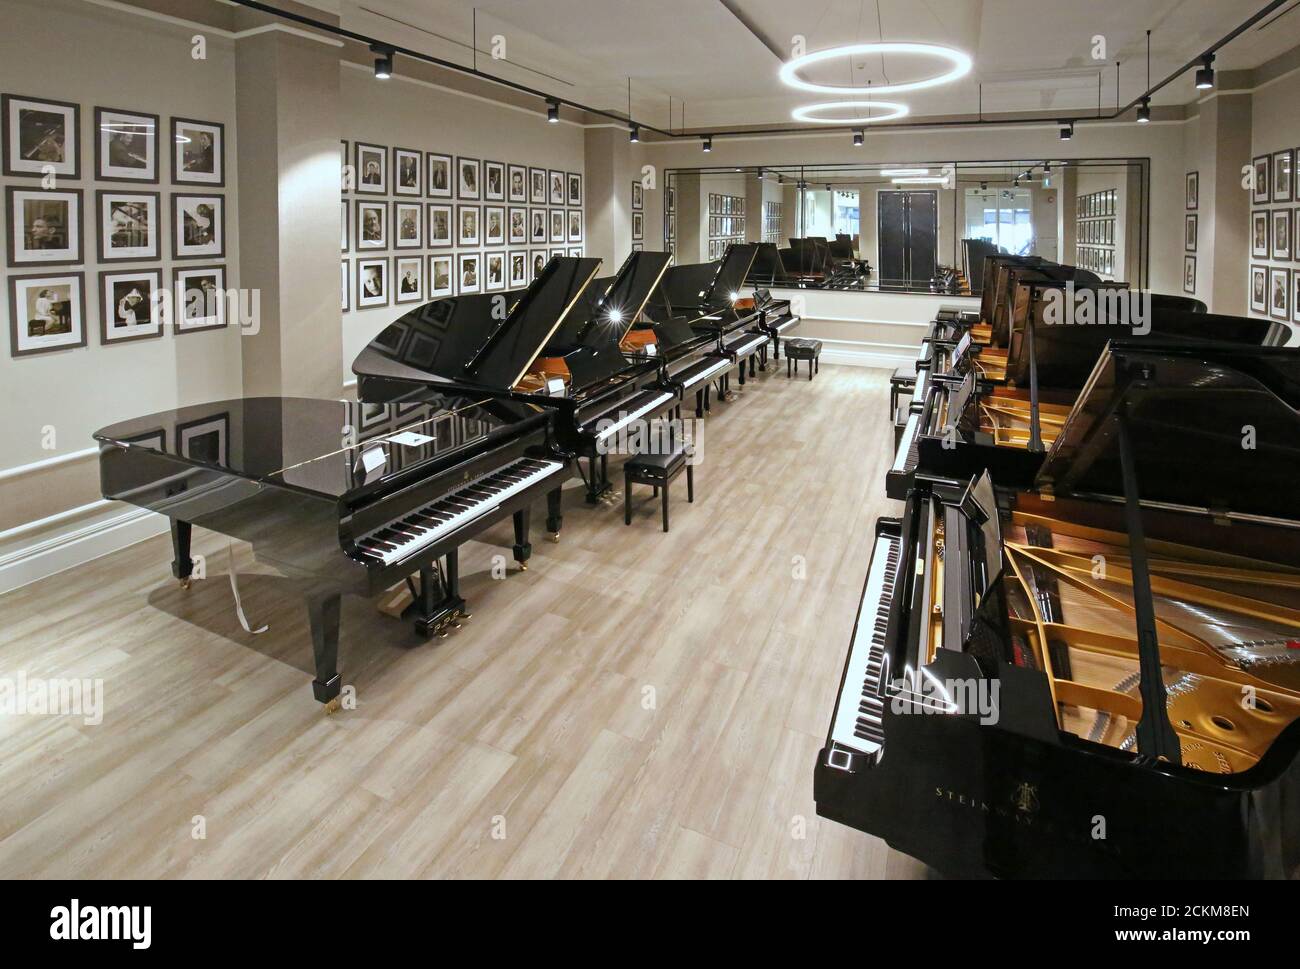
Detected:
[95,394,569,707]
[818,341,1300,878]
[356,253,682,504]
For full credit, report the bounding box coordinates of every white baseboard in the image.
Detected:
[0,505,168,596]
[813,338,916,371]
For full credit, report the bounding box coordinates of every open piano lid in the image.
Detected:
[571,250,671,346]
[1035,341,1300,521]
[352,256,601,391]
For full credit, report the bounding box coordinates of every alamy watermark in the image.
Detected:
[0,672,103,726]
[1041,284,1151,335]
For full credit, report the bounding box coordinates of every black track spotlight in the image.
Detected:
[1137,97,1151,124]
[546,99,560,123]
[980,181,988,191]
[1195,53,1215,90]
[853,129,864,147]
[371,44,393,79]
[1060,122,1074,141]
[702,136,713,152]
[629,124,640,143]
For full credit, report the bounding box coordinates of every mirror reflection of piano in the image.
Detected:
[95,395,569,708]
[819,342,1300,878]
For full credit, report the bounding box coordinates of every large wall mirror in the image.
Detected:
[665,158,1148,295]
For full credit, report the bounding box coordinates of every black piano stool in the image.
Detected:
[890,362,917,416]
[785,338,823,380]
[623,444,694,532]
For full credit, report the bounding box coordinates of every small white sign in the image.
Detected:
[361,447,387,474]
[387,431,436,447]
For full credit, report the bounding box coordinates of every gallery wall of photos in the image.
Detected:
[1247,147,1300,326]
[664,184,676,262]
[762,201,782,244]
[1074,188,1116,279]
[2,92,231,358]
[707,193,745,261]
[341,141,584,313]
[630,178,645,252]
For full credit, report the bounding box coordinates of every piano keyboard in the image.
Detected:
[586,391,676,444]
[353,457,564,567]
[891,413,920,474]
[673,357,730,389]
[725,333,767,358]
[827,529,901,764]
[769,314,800,332]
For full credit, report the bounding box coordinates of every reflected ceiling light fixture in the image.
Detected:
[1059,122,1074,141]
[629,124,640,142]
[853,129,864,147]
[546,98,560,123]
[779,42,973,96]
[790,101,908,124]
[892,176,947,184]
[371,44,394,79]
[1195,53,1216,90]
[702,136,713,152]
[881,168,927,176]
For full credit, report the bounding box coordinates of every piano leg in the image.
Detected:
[546,486,563,541]
[749,356,756,378]
[738,363,746,387]
[306,590,342,708]
[170,519,193,588]
[695,390,704,419]
[513,508,531,570]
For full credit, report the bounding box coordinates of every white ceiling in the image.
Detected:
[315,0,1300,128]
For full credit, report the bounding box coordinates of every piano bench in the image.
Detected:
[623,445,694,533]
[785,338,822,380]
[890,364,917,415]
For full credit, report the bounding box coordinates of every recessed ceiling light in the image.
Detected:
[791,101,908,124]
[779,43,973,96]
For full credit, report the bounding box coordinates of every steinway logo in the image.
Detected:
[933,780,1039,819]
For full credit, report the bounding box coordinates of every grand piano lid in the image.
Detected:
[708,243,759,303]
[550,250,671,349]
[1035,341,1300,520]
[94,396,529,498]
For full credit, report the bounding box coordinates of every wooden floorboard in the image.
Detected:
[0,363,929,879]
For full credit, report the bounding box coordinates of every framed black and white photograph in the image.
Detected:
[355,142,387,194]
[177,413,229,465]
[550,208,565,243]
[394,201,423,249]
[99,268,164,344]
[172,194,224,260]
[171,117,224,186]
[508,164,527,203]
[1183,255,1196,295]
[1253,155,1271,206]
[485,251,505,292]
[1273,149,1294,204]
[1270,267,1291,322]
[395,255,423,304]
[97,190,159,262]
[1293,271,1300,325]
[529,166,546,204]
[426,152,452,198]
[1184,214,1197,252]
[530,208,547,244]
[7,186,82,266]
[357,257,390,309]
[174,265,226,333]
[550,247,566,262]
[342,260,350,311]
[530,250,547,281]
[340,140,349,191]
[8,272,86,356]
[458,204,480,247]
[549,169,565,205]
[632,180,643,211]
[459,252,481,294]
[392,147,422,197]
[458,157,481,199]
[3,94,80,179]
[94,107,158,183]
[508,206,527,245]
[1253,211,1270,258]
[1274,208,1293,261]
[508,250,527,288]
[667,186,675,212]
[1185,171,1198,211]
[568,246,582,258]
[429,254,453,298]
[341,199,349,252]
[484,160,505,201]
[632,242,643,252]
[568,209,582,243]
[356,200,388,251]
[427,203,452,248]
[632,211,644,241]
[1250,264,1268,314]
[484,205,505,246]
[567,172,582,207]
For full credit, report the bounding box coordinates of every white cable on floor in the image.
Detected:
[228,541,268,635]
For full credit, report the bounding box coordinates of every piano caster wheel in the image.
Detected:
[517,562,529,571]
[179,578,192,590]
[323,697,342,715]
[547,533,560,543]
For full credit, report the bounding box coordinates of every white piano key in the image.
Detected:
[590,392,676,443]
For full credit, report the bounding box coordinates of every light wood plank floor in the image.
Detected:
[0,364,931,879]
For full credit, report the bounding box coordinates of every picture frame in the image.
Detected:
[1270,267,1291,322]
[1253,155,1271,206]
[550,247,566,262]
[1250,264,1269,314]
[529,167,547,205]
[632,211,644,241]
[355,142,388,194]
[426,152,452,198]
[530,250,547,282]
[393,146,423,197]
[177,413,229,466]
[357,257,390,309]
[457,157,481,200]
[427,203,452,248]
[340,140,349,192]
[568,209,582,243]
[99,268,165,344]
[9,271,86,356]
[356,199,388,251]
[1252,211,1270,258]
[1185,171,1198,211]
[632,180,643,211]
[1293,270,1300,325]
[508,250,528,288]
[7,186,83,267]
[458,204,481,247]
[341,198,349,252]
[1182,255,1196,295]
[171,117,225,187]
[1273,148,1294,204]
[508,164,528,204]
[1184,214,1197,253]
[530,208,548,245]
[549,169,565,205]
[550,208,565,243]
[483,160,505,201]
[394,201,423,249]
[342,259,350,311]
[172,194,224,260]
[568,246,582,258]
[458,252,482,294]
[395,255,424,304]
[567,172,583,207]
[428,254,454,298]
[485,251,505,292]
[97,190,160,262]
[1274,208,1294,261]
[484,205,505,246]
[174,265,227,333]
[94,107,158,183]
[3,94,80,179]
[508,206,528,246]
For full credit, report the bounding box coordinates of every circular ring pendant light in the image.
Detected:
[791,100,909,124]
[780,42,973,96]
